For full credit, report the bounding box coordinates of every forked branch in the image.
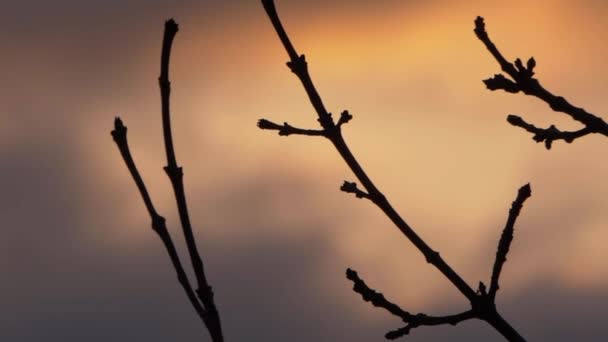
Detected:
[111,118,206,323]
[259,1,528,340]
[112,19,224,342]
[474,16,608,149]
[346,268,474,339]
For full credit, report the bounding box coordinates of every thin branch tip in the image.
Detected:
[340,181,370,199]
[111,117,127,142]
[488,184,532,299]
[507,113,592,149]
[257,118,281,130]
[478,16,608,149]
[257,118,326,137]
[484,74,519,93]
[337,110,353,127]
[519,183,531,199]
[345,267,357,279]
[113,116,126,130]
[474,16,486,35]
[165,19,179,32]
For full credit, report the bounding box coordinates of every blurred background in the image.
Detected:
[1,0,607,341]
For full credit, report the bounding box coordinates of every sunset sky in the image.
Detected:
[2,0,607,341]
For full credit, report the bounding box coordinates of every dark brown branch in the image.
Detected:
[158,19,224,342]
[340,181,371,200]
[261,2,525,341]
[257,118,326,137]
[261,0,336,131]
[260,0,476,302]
[475,16,608,148]
[346,268,475,339]
[507,115,593,149]
[489,184,531,300]
[336,110,353,128]
[111,117,207,326]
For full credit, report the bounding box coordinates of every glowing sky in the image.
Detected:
[1,0,607,341]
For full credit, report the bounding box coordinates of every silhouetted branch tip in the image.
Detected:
[113,19,224,341]
[257,118,326,137]
[111,117,127,143]
[473,16,486,39]
[506,114,591,149]
[477,16,608,148]
[477,281,488,296]
[518,183,531,199]
[346,268,409,319]
[386,326,411,339]
[514,57,535,78]
[346,268,475,339]
[489,183,531,299]
[340,181,370,199]
[337,110,353,127]
[257,118,281,130]
[483,74,519,93]
[165,19,179,34]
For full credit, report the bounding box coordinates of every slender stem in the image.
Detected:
[489,184,531,300]
[111,118,207,328]
[261,2,526,341]
[331,132,478,301]
[158,19,224,342]
[262,0,476,302]
[474,16,608,146]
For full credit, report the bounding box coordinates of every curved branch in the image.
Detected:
[261,2,526,341]
[114,19,224,342]
[346,268,475,339]
[507,115,593,149]
[489,184,531,300]
[111,117,207,325]
[475,16,608,147]
[158,19,224,341]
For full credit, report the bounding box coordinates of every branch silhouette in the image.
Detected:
[474,16,608,149]
[112,19,224,342]
[259,1,529,340]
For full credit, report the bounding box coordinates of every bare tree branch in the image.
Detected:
[346,268,474,339]
[259,0,476,303]
[489,184,531,300]
[158,20,224,341]
[257,119,326,137]
[111,117,207,328]
[113,19,223,342]
[507,115,593,149]
[260,1,527,341]
[474,16,608,148]
[340,181,371,200]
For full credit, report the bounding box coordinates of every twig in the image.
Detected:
[259,1,528,340]
[489,184,531,300]
[506,115,593,150]
[340,181,371,200]
[112,19,224,342]
[346,268,474,339]
[158,20,223,341]
[111,118,207,324]
[257,119,326,137]
[474,16,608,149]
